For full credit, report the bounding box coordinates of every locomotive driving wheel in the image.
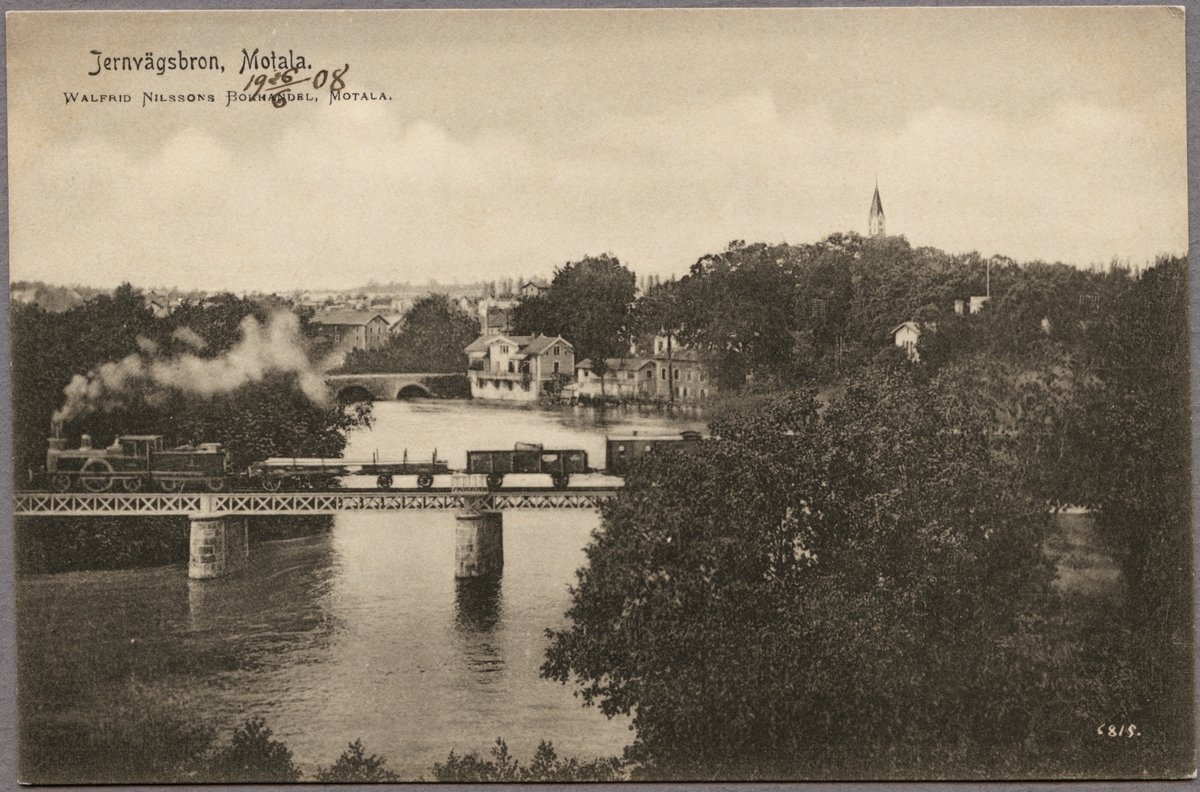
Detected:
[261,477,283,492]
[416,473,434,490]
[50,473,72,492]
[205,477,226,492]
[158,479,182,493]
[122,476,144,493]
[376,474,393,490]
[80,459,113,492]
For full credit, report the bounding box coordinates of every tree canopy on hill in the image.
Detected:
[543,254,1193,779]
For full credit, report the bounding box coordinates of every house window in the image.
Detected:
[506,380,513,390]
[687,372,693,382]
[661,369,666,380]
[500,345,509,354]
[674,369,680,380]
[522,382,530,391]
[508,361,515,372]
[553,345,561,356]
[647,370,653,379]
[554,362,560,373]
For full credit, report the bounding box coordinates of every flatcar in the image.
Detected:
[604,430,704,477]
[466,442,588,490]
[248,449,450,491]
[46,433,229,493]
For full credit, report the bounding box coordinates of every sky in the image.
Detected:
[6,7,1187,292]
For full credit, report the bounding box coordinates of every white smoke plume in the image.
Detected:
[52,312,332,425]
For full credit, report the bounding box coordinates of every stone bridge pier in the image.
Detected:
[188,515,249,579]
[453,474,503,579]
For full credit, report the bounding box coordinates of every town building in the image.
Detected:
[891,321,922,361]
[310,310,391,353]
[477,297,519,336]
[519,279,550,298]
[601,335,715,403]
[465,333,574,401]
[574,358,656,399]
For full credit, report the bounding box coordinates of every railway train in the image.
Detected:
[41,430,705,493]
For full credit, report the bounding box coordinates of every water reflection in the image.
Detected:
[454,577,506,680]
[455,577,503,633]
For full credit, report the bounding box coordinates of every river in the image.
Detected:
[16,400,706,780]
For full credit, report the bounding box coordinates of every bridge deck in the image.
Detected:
[14,489,619,516]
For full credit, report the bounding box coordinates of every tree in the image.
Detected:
[543,371,1059,778]
[512,254,637,393]
[338,294,479,374]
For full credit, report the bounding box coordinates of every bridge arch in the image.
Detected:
[337,385,374,404]
[396,383,432,399]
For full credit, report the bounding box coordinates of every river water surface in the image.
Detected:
[17,400,705,779]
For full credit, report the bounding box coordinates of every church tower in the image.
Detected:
[868,184,886,238]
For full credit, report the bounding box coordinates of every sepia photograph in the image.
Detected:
[5,5,1195,783]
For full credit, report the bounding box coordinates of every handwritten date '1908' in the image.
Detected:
[242,63,348,107]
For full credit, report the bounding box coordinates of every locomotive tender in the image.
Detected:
[41,430,705,493]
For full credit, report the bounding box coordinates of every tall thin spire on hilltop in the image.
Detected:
[869,181,886,238]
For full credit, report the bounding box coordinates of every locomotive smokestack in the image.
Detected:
[50,420,63,439]
[80,434,92,451]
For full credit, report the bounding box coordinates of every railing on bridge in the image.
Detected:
[14,488,619,516]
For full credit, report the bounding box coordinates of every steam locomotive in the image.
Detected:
[42,430,705,493]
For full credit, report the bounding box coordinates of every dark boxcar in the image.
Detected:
[604,430,704,477]
[46,434,228,493]
[466,442,588,489]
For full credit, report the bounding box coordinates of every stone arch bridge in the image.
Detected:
[326,373,469,402]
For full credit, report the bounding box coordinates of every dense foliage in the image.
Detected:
[542,254,1193,778]
[11,287,367,481]
[336,294,480,374]
[545,374,1063,778]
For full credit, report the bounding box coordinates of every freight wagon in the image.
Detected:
[466,442,588,490]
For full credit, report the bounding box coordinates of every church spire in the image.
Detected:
[868,183,886,238]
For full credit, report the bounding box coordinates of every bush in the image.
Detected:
[203,717,300,783]
[432,738,624,782]
[316,738,399,782]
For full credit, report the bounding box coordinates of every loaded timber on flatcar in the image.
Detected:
[248,450,450,491]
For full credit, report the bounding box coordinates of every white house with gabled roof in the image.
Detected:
[465,333,574,401]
